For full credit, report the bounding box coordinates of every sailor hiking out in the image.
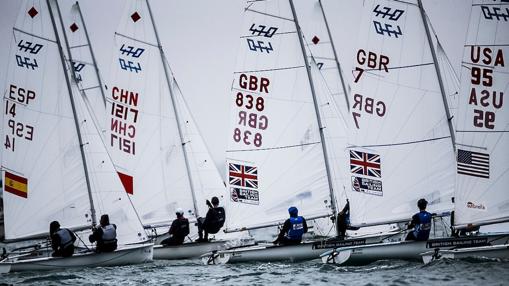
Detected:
[161,208,190,246]
[406,199,432,241]
[89,214,118,252]
[273,207,308,245]
[50,221,76,257]
[196,197,225,242]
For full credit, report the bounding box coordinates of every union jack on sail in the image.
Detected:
[350,150,381,178]
[229,163,258,189]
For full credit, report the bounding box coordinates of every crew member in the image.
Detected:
[337,199,351,239]
[89,214,118,252]
[50,221,76,257]
[161,208,190,246]
[197,197,225,242]
[406,199,432,241]
[273,206,308,246]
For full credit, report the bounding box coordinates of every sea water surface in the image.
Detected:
[1,258,507,285]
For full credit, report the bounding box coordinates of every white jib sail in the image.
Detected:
[171,79,226,218]
[295,0,352,211]
[454,0,509,228]
[225,0,333,232]
[346,0,455,227]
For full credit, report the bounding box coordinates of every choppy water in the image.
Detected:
[1,258,508,285]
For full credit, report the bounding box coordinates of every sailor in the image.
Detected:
[273,206,308,246]
[337,199,351,239]
[89,214,118,252]
[405,198,432,241]
[196,196,225,242]
[50,221,76,257]
[161,208,190,246]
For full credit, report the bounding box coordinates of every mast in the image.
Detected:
[49,0,97,226]
[417,0,456,152]
[317,0,350,110]
[145,0,200,217]
[74,1,107,107]
[289,0,338,227]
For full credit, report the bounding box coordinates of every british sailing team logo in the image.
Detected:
[350,150,383,196]
[229,162,259,205]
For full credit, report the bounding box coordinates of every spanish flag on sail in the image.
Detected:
[4,171,28,198]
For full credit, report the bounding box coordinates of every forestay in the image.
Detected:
[454,0,509,228]
[107,0,223,226]
[225,0,333,232]
[346,0,455,227]
[2,0,147,245]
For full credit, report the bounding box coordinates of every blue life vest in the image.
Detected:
[413,211,432,241]
[287,216,305,240]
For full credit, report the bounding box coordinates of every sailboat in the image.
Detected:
[0,0,153,273]
[106,0,234,260]
[421,0,509,264]
[320,0,509,266]
[200,0,399,265]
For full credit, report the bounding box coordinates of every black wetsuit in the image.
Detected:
[161,217,190,246]
[198,207,225,241]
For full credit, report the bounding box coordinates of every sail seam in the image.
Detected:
[13,27,56,43]
[245,9,294,22]
[226,141,320,152]
[349,135,450,148]
[114,32,158,48]
[234,65,304,74]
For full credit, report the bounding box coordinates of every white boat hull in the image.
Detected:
[321,234,509,265]
[153,240,227,260]
[422,243,509,264]
[201,236,379,265]
[0,243,153,273]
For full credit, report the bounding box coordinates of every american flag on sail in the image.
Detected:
[229,163,258,189]
[350,150,381,178]
[457,149,489,179]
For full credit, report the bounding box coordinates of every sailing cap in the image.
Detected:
[176,208,184,215]
[288,206,298,216]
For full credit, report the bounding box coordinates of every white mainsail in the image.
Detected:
[345,0,455,227]
[2,0,147,245]
[107,0,223,226]
[454,0,509,228]
[59,2,107,126]
[225,0,335,232]
[294,0,349,114]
